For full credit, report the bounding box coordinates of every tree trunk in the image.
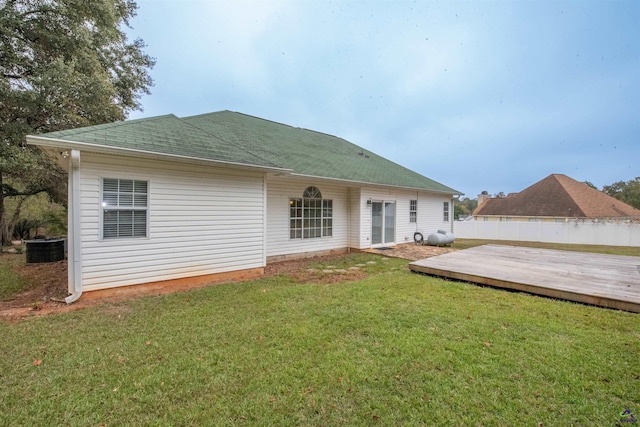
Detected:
[6,196,27,243]
[0,170,6,246]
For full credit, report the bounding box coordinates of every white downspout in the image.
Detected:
[65,150,82,304]
[263,174,268,268]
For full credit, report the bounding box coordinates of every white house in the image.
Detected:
[27,111,461,302]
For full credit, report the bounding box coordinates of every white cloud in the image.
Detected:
[128,0,640,198]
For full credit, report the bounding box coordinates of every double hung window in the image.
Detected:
[409,199,417,223]
[102,178,148,239]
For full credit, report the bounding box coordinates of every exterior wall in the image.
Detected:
[358,187,453,249]
[348,187,361,249]
[75,153,457,291]
[78,153,266,291]
[415,193,454,235]
[265,176,349,258]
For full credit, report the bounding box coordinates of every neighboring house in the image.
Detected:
[472,173,640,222]
[27,111,460,302]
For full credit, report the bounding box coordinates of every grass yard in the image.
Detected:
[0,254,32,301]
[1,252,638,426]
[453,238,640,257]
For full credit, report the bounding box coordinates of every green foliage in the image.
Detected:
[602,177,640,210]
[454,197,478,219]
[6,193,67,239]
[0,0,155,244]
[41,206,67,237]
[0,254,31,300]
[0,253,638,425]
[12,219,39,240]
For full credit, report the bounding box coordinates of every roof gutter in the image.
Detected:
[26,135,293,175]
[288,173,464,196]
[65,149,82,304]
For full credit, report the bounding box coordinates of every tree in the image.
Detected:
[602,177,640,210]
[0,0,155,244]
[454,197,478,220]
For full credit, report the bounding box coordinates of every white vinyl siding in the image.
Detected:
[359,188,453,248]
[76,153,456,289]
[267,176,348,258]
[347,187,361,249]
[78,153,265,291]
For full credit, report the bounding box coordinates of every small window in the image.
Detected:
[409,199,417,223]
[323,199,333,236]
[443,201,450,222]
[289,198,303,239]
[102,178,148,239]
[289,186,332,239]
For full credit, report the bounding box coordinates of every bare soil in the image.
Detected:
[0,244,453,320]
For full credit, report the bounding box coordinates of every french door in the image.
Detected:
[371,201,395,246]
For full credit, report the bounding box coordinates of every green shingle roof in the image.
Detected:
[36,113,278,168]
[32,111,460,194]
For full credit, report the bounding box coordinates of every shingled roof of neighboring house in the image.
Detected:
[473,174,640,218]
[28,111,460,195]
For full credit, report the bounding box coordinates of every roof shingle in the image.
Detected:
[473,174,640,218]
[30,111,460,194]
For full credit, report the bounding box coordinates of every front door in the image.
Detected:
[371,201,396,247]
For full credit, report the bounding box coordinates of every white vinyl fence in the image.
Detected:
[454,220,640,247]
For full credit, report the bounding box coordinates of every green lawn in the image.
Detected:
[453,238,640,257]
[0,254,31,300]
[1,253,638,426]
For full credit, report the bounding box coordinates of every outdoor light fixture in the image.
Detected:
[61,151,70,158]
[367,198,372,207]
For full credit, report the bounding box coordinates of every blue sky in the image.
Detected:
[126,0,639,199]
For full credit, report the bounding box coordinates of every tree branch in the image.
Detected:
[2,73,25,79]
[2,184,48,198]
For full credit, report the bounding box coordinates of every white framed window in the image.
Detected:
[409,199,417,223]
[289,186,332,239]
[102,178,148,239]
[443,201,450,222]
[322,199,333,236]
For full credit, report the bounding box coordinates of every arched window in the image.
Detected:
[289,187,333,239]
[303,186,322,199]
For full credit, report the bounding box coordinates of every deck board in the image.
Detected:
[409,244,640,312]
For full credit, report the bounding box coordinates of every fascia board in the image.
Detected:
[26,135,293,175]
[289,173,463,196]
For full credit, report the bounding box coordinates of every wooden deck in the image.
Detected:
[409,244,640,313]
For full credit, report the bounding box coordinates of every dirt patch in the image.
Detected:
[366,244,454,261]
[13,259,69,302]
[1,244,453,320]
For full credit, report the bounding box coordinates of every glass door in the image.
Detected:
[371,202,383,245]
[384,202,395,244]
[371,201,395,246]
